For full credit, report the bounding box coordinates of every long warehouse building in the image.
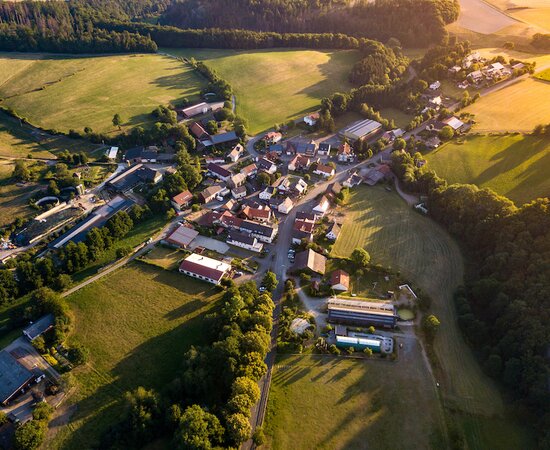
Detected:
[327,298,398,328]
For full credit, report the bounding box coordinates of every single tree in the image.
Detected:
[112,113,123,130]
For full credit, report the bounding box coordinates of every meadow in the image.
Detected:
[426,133,550,205]
[535,68,550,82]
[0,53,205,135]
[0,159,41,226]
[330,185,532,448]
[465,78,550,132]
[50,263,222,449]
[265,353,445,450]
[165,48,358,134]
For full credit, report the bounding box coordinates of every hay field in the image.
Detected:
[50,263,222,449]
[166,48,358,134]
[534,67,550,81]
[0,53,205,135]
[426,134,550,205]
[456,0,518,34]
[465,78,550,132]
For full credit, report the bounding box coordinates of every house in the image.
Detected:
[343,173,362,188]
[231,185,247,200]
[228,144,244,162]
[318,142,331,156]
[207,163,232,181]
[205,156,226,165]
[190,122,209,140]
[467,70,484,84]
[242,206,272,223]
[278,197,294,214]
[264,151,280,163]
[240,220,278,243]
[23,314,54,341]
[274,176,291,193]
[364,165,392,186]
[457,80,469,89]
[181,102,209,118]
[209,131,239,146]
[179,253,231,285]
[219,198,237,211]
[171,190,193,211]
[428,96,442,109]
[259,186,277,201]
[337,142,354,162]
[165,225,199,248]
[263,131,283,144]
[269,143,285,154]
[339,119,382,142]
[304,112,320,126]
[288,155,311,172]
[313,195,330,215]
[256,157,277,174]
[292,219,315,245]
[441,116,466,132]
[326,222,341,241]
[227,231,263,253]
[0,350,36,405]
[286,140,318,157]
[313,163,335,178]
[228,172,247,189]
[199,185,224,203]
[326,182,342,197]
[290,178,308,196]
[429,80,441,90]
[293,249,326,275]
[241,163,258,178]
[330,270,350,292]
[448,65,462,74]
[105,146,119,160]
[328,298,398,328]
[425,136,441,149]
[296,211,317,222]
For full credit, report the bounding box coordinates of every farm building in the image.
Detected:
[327,298,398,328]
[105,146,119,160]
[181,102,209,118]
[23,314,54,341]
[330,269,350,291]
[108,164,162,193]
[0,351,35,405]
[204,131,239,147]
[178,253,231,285]
[189,122,209,140]
[336,335,381,352]
[293,249,326,275]
[339,119,382,142]
[165,225,199,248]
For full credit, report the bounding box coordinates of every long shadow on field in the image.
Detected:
[505,149,550,203]
[58,296,215,449]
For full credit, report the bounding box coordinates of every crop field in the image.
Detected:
[265,353,445,450]
[0,160,41,226]
[465,78,550,132]
[0,53,205,135]
[456,0,517,34]
[535,68,550,82]
[330,185,531,447]
[166,48,358,134]
[426,134,550,204]
[50,263,222,449]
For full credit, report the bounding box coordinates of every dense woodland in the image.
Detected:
[161,0,459,47]
[391,137,550,447]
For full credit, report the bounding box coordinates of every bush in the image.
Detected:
[68,344,89,366]
[252,427,266,446]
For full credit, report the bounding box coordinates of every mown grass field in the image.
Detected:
[0,159,40,226]
[465,78,550,132]
[0,53,205,135]
[330,185,532,448]
[265,353,445,450]
[426,134,550,204]
[166,48,358,134]
[50,263,222,449]
[535,67,550,82]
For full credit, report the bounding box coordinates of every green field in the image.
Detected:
[165,48,358,134]
[426,134,550,205]
[379,107,413,129]
[0,160,41,226]
[465,78,550,132]
[51,263,222,449]
[0,53,205,135]
[534,67,550,82]
[265,353,445,450]
[330,185,532,448]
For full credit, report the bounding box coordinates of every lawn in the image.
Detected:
[141,245,185,270]
[50,263,222,449]
[0,53,205,135]
[0,160,41,226]
[265,353,445,450]
[534,67,550,82]
[379,107,413,129]
[330,185,530,447]
[165,48,359,134]
[464,78,550,132]
[426,133,550,205]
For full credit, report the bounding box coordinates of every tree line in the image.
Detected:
[391,146,550,447]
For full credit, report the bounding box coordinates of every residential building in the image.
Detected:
[441,116,466,132]
[326,222,341,241]
[190,122,209,140]
[292,249,326,275]
[429,80,441,90]
[313,195,330,215]
[343,173,362,188]
[292,219,315,244]
[326,182,342,197]
[288,155,311,172]
[256,157,277,174]
[330,270,350,292]
[241,163,258,178]
[467,70,484,84]
[179,253,231,285]
[317,142,331,156]
[259,186,277,200]
[242,206,272,223]
[263,131,283,144]
[296,211,317,222]
[313,163,335,178]
[23,314,54,341]
[337,142,354,162]
[199,185,223,203]
[0,350,36,405]
[227,231,263,253]
[205,156,226,165]
[228,172,247,189]
[274,176,291,193]
[207,163,232,181]
[327,298,398,328]
[219,198,237,211]
[304,112,320,126]
[448,65,462,74]
[171,190,193,211]
[290,178,308,196]
[231,185,247,200]
[339,119,382,142]
[286,140,318,157]
[278,197,294,214]
[165,225,199,248]
[228,144,244,162]
[240,220,278,243]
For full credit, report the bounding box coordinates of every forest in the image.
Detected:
[391,144,550,448]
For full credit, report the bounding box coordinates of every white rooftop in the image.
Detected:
[185,253,231,272]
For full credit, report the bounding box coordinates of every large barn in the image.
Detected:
[327,298,398,328]
[339,119,382,142]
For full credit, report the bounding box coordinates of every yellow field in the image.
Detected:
[465,78,550,132]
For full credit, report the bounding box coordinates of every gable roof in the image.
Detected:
[315,163,334,174]
[330,269,350,289]
[207,163,232,178]
[172,190,193,206]
[23,314,54,341]
[327,222,341,238]
[190,122,209,139]
[211,131,239,145]
[293,249,326,274]
[0,350,34,404]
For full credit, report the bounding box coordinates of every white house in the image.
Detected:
[337,143,354,163]
[313,163,335,178]
[257,157,277,175]
[288,155,311,172]
[291,178,308,195]
[228,144,244,162]
[259,186,277,200]
[429,81,441,90]
[231,185,247,199]
[227,232,263,253]
[304,112,320,126]
[313,195,330,215]
[278,197,294,215]
[326,222,341,241]
[105,146,119,160]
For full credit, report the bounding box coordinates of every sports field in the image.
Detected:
[426,134,550,204]
[465,78,550,132]
[50,263,222,449]
[330,186,531,447]
[265,353,445,450]
[0,53,205,135]
[166,48,358,134]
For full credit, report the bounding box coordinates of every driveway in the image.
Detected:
[4,337,60,380]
